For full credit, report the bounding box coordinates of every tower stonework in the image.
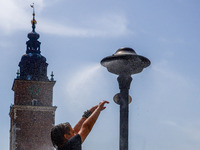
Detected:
[9,9,56,150]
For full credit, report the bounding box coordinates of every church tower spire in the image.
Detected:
[31,3,36,32]
[9,5,56,150]
[26,3,40,54]
[19,3,48,81]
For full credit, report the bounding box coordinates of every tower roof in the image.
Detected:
[18,4,49,81]
[26,3,41,54]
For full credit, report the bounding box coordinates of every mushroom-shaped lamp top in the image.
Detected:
[101,47,150,75]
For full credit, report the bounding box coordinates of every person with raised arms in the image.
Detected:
[51,100,109,150]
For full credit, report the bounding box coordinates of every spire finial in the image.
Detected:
[16,69,20,79]
[50,71,54,81]
[30,3,37,32]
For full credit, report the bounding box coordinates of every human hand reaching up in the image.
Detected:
[98,100,109,111]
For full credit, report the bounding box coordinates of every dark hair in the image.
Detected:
[51,122,71,148]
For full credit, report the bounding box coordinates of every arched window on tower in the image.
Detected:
[32,99,38,106]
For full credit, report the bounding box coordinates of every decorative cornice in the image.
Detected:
[12,79,56,91]
[10,105,57,115]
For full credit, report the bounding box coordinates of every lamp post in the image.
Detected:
[101,47,150,150]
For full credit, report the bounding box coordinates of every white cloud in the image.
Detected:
[158,36,185,44]
[162,120,200,142]
[161,120,179,127]
[39,13,130,37]
[0,0,45,34]
[151,60,191,88]
[0,0,130,37]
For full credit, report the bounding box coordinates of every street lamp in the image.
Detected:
[101,47,150,150]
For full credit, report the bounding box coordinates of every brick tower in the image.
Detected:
[9,7,57,150]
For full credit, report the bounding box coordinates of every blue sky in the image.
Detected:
[1,0,200,150]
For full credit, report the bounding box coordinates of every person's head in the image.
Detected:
[51,122,75,148]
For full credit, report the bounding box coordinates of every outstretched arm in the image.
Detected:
[73,105,98,134]
[78,100,109,143]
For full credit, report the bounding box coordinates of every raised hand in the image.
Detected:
[98,100,109,111]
